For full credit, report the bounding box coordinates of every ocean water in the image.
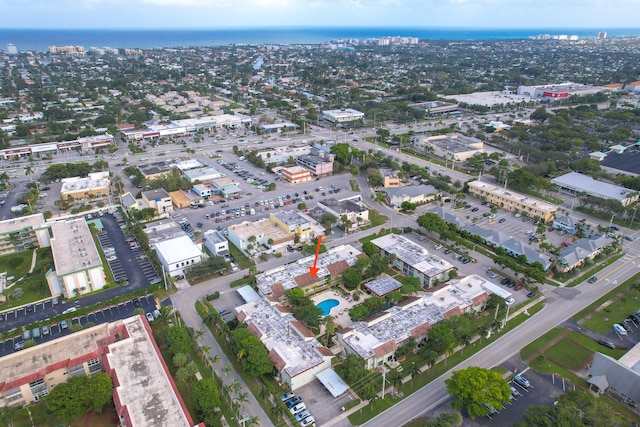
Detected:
[1,27,639,52]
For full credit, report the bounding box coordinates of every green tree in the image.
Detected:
[46,373,113,421]
[173,352,188,368]
[230,328,274,377]
[192,378,222,423]
[445,366,511,419]
[417,213,447,234]
[342,268,362,290]
[517,390,628,427]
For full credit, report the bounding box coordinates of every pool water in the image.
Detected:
[317,299,339,316]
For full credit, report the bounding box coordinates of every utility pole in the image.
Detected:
[381,367,387,398]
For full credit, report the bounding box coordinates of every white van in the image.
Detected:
[613,323,628,336]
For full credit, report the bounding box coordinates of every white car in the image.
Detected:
[290,403,306,415]
[62,307,77,314]
[146,312,155,322]
[300,416,315,426]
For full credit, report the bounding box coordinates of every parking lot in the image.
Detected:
[288,379,357,427]
[0,295,156,357]
[97,211,160,288]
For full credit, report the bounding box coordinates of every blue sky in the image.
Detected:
[1,0,639,29]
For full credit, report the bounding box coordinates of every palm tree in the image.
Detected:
[223,364,233,377]
[236,391,249,417]
[0,172,9,189]
[173,353,188,368]
[199,344,211,357]
[208,353,221,367]
[270,403,285,421]
[230,379,242,395]
[237,348,246,361]
[389,372,403,392]
[478,325,488,343]
[444,344,455,365]
[246,416,260,426]
[461,334,472,353]
[193,329,204,340]
[409,362,421,386]
[24,165,33,182]
[424,351,438,370]
[259,385,271,402]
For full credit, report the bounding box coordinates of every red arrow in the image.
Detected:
[309,236,323,277]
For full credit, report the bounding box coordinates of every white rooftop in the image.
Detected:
[469,181,557,213]
[551,171,635,202]
[371,234,454,278]
[50,218,102,276]
[236,298,327,378]
[154,235,202,264]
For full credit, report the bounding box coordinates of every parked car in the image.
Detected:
[145,312,155,322]
[285,396,302,408]
[598,339,616,349]
[513,374,530,388]
[526,291,537,298]
[280,392,295,402]
[60,320,68,329]
[294,409,311,421]
[300,416,315,426]
[514,284,524,291]
[290,403,306,415]
[498,218,506,223]
[133,298,141,307]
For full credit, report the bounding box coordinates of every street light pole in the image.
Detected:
[609,213,616,230]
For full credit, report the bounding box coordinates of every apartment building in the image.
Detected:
[141,188,173,215]
[468,181,557,223]
[60,172,110,201]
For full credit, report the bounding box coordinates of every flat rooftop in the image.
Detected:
[154,235,202,264]
[343,274,493,360]
[256,219,294,244]
[60,173,109,193]
[420,134,483,153]
[107,316,193,427]
[236,298,326,379]
[138,162,173,177]
[282,165,310,174]
[0,213,45,235]
[50,218,102,276]
[229,221,263,240]
[469,181,557,213]
[371,234,454,278]
[319,197,367,214]
[256,245,361,297]
[141,188,170,200]
[144,220,186,245]
[271,210,310,227]
[364,275,402,296]
[551,171,634,201]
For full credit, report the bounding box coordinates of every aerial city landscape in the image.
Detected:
[2,2,640,427]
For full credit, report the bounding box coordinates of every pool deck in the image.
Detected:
[311,290,356,330]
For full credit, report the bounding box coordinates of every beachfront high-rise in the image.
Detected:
[6,43,17,55]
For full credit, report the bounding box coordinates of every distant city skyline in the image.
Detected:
[1,0,639,30]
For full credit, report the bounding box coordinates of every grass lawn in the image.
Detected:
[230,276,253,288]
[566,253,625,288]
[528,353,588,388]
[582,291,640,332]
[350,180,360,191]
[520,328,565,361]
[368,209,388,227]
[228,241,252,270]
[544,339,591,370]
[0,248,53,310]
[573,271,640,322]
[566,331,625,359]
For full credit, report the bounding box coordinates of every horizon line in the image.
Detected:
[1,26,635,31]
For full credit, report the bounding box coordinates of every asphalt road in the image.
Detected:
[362,248,640,427]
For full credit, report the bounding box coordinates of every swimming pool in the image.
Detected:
[317,299,339,316]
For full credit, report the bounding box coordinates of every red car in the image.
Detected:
[561,241,569,247]
[514,284,524,291]
[548,227,554,232]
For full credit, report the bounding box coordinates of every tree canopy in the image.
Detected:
[445,366,511,419]
[230,327,274,377]
[46,373,113,421]
[516,390,628,427]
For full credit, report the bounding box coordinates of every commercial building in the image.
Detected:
[588,341,640,406]
[371,234,455,288]
[317,197,370,232]
[337,274,494,369]
[60,172,110,201]
[380,168,401,188]
[600,143,640,176]
[168,190,203,209]
[551,172,639,207]
[517,82,605,99]
[0,315,200,427]
[154,235,204,277]
[270,210,314,242]
[0,214,48,257]
[227,221,265,254]
[552,216,576,235]
[120,192,139,213]
[210,177,242,199]
[228,219,294,257]
[468,181,558,223]
[408,101,459,116]
[6,43,17,55]
[255,245,361,298]
[48,218,106,297]
[556,235,614,273]
[235,298,333,390]
[138,161,174,181]
[256,146,311,164]
[412,134,484,162]
[281,166,312,184]
[322,109,365,123]
[182,166,224,184]
[141,188,173,215]
[384,184,440,208]
[203,229,229,257]
[296,152,334,177]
